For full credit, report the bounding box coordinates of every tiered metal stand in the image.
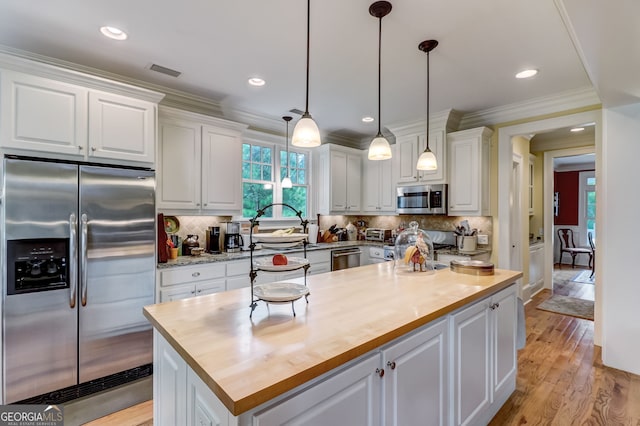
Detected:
[248,203,310,318]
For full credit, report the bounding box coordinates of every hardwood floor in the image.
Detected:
[86,267,640,426]
[490,267,640,425]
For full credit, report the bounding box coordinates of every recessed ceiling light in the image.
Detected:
[570,127,585,132]
[515,69,538,79]
[248,77,265,87]
[362,116,375,123]
[100,26,127,41]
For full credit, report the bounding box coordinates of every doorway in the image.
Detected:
[497,109,602,343]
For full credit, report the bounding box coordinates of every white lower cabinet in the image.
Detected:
[158,263,227,302]
[253,353,382,425]
[451,284,517,426]
[526,243,544,302]
[155,331,233,426]
[153,278,516,426]
[382,319,449,426]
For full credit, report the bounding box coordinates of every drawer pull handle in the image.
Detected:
[387,361,396,370]
[376,368,385,378]
[192,272,201,277]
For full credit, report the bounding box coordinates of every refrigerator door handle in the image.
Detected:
[80,213,88,306]
[69,213,77,309]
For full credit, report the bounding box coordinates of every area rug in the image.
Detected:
[571,270,594,284]
[537,295,594,320]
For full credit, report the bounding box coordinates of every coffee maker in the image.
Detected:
[224,222,243,253]
[206,226,221,254]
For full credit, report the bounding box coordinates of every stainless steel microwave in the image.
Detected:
[396,184,448,215]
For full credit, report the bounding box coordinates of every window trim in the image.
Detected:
[241,138,311,220]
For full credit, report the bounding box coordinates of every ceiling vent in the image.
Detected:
[288,108,304,115]
[149,63,181,78]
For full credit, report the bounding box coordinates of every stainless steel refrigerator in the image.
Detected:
[2,157,156,403]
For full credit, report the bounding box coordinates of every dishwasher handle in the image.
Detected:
[332,251,362,258]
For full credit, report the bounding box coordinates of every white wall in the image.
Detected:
[601,103,640,375]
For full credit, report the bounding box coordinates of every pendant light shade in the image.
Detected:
[292,0,321,148]
[282,116,293,188]
[416,39,438,171]
[367,1,392,161]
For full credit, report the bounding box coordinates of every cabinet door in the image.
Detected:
[330,150,348,210]
[448,137,480,215]
[157,119,202,209]
[492,285,517,401]
[363,155,380,212]
[88,91,155,164]
[155,331,187,426]
[379,157,395,211]
[418,130,446,183]
[363,157,394,213]
[383,319,448,426]
[397,135,419,183]
[452,296,491,426]
[186,368,231,426]
[201,125,242,213]
[346,153,361,211]
[253,353,381,425]
[0,70,87,156]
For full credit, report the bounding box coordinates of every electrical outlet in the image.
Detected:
[477,234,489,245]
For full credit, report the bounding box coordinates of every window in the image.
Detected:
[242,142,309,219]
[280,150,308,218]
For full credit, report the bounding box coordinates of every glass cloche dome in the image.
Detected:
[394,221,435,273]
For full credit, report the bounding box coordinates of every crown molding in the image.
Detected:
[458,86,601,129]
[0,45,165,103]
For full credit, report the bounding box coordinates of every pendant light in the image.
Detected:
[282,116,293,188]
[367,1,393,161]
[416,39,439,171]
[292,0,321,148]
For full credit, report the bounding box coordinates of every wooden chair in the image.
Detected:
[588,231,595,278]
[557,228,592,269]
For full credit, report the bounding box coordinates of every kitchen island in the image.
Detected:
[144,262,522,426]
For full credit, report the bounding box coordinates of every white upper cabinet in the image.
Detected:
[88,91,156,163]
[157,107,247,214]
[396,130,446,184]
[0,61,162,166]
[201,125,243,211]
[363,148,395,214]
[389,110,457,187]
[314,144,362,214]
[447,127,493,216]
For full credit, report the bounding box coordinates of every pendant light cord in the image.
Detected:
[304,0,310,115]
[377,15,382,136]
[286,120,290,178]
[426,49,430,150]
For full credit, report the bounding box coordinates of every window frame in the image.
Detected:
[578,170,596,246]
[241,137,311,221]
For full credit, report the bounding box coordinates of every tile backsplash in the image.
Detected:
[163,214,493,249]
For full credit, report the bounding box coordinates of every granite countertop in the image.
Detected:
[157,241,381,269]
[158,240,493,269]
[144,263,521,415]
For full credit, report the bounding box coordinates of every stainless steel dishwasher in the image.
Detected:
[331,247,362,271]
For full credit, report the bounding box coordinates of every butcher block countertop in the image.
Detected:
[143,262,522,416]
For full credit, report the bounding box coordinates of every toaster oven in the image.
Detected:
[365,228,392,242]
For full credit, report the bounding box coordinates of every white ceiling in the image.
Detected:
[0,1,635,144]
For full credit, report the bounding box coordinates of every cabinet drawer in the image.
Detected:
[160,263,225,286]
